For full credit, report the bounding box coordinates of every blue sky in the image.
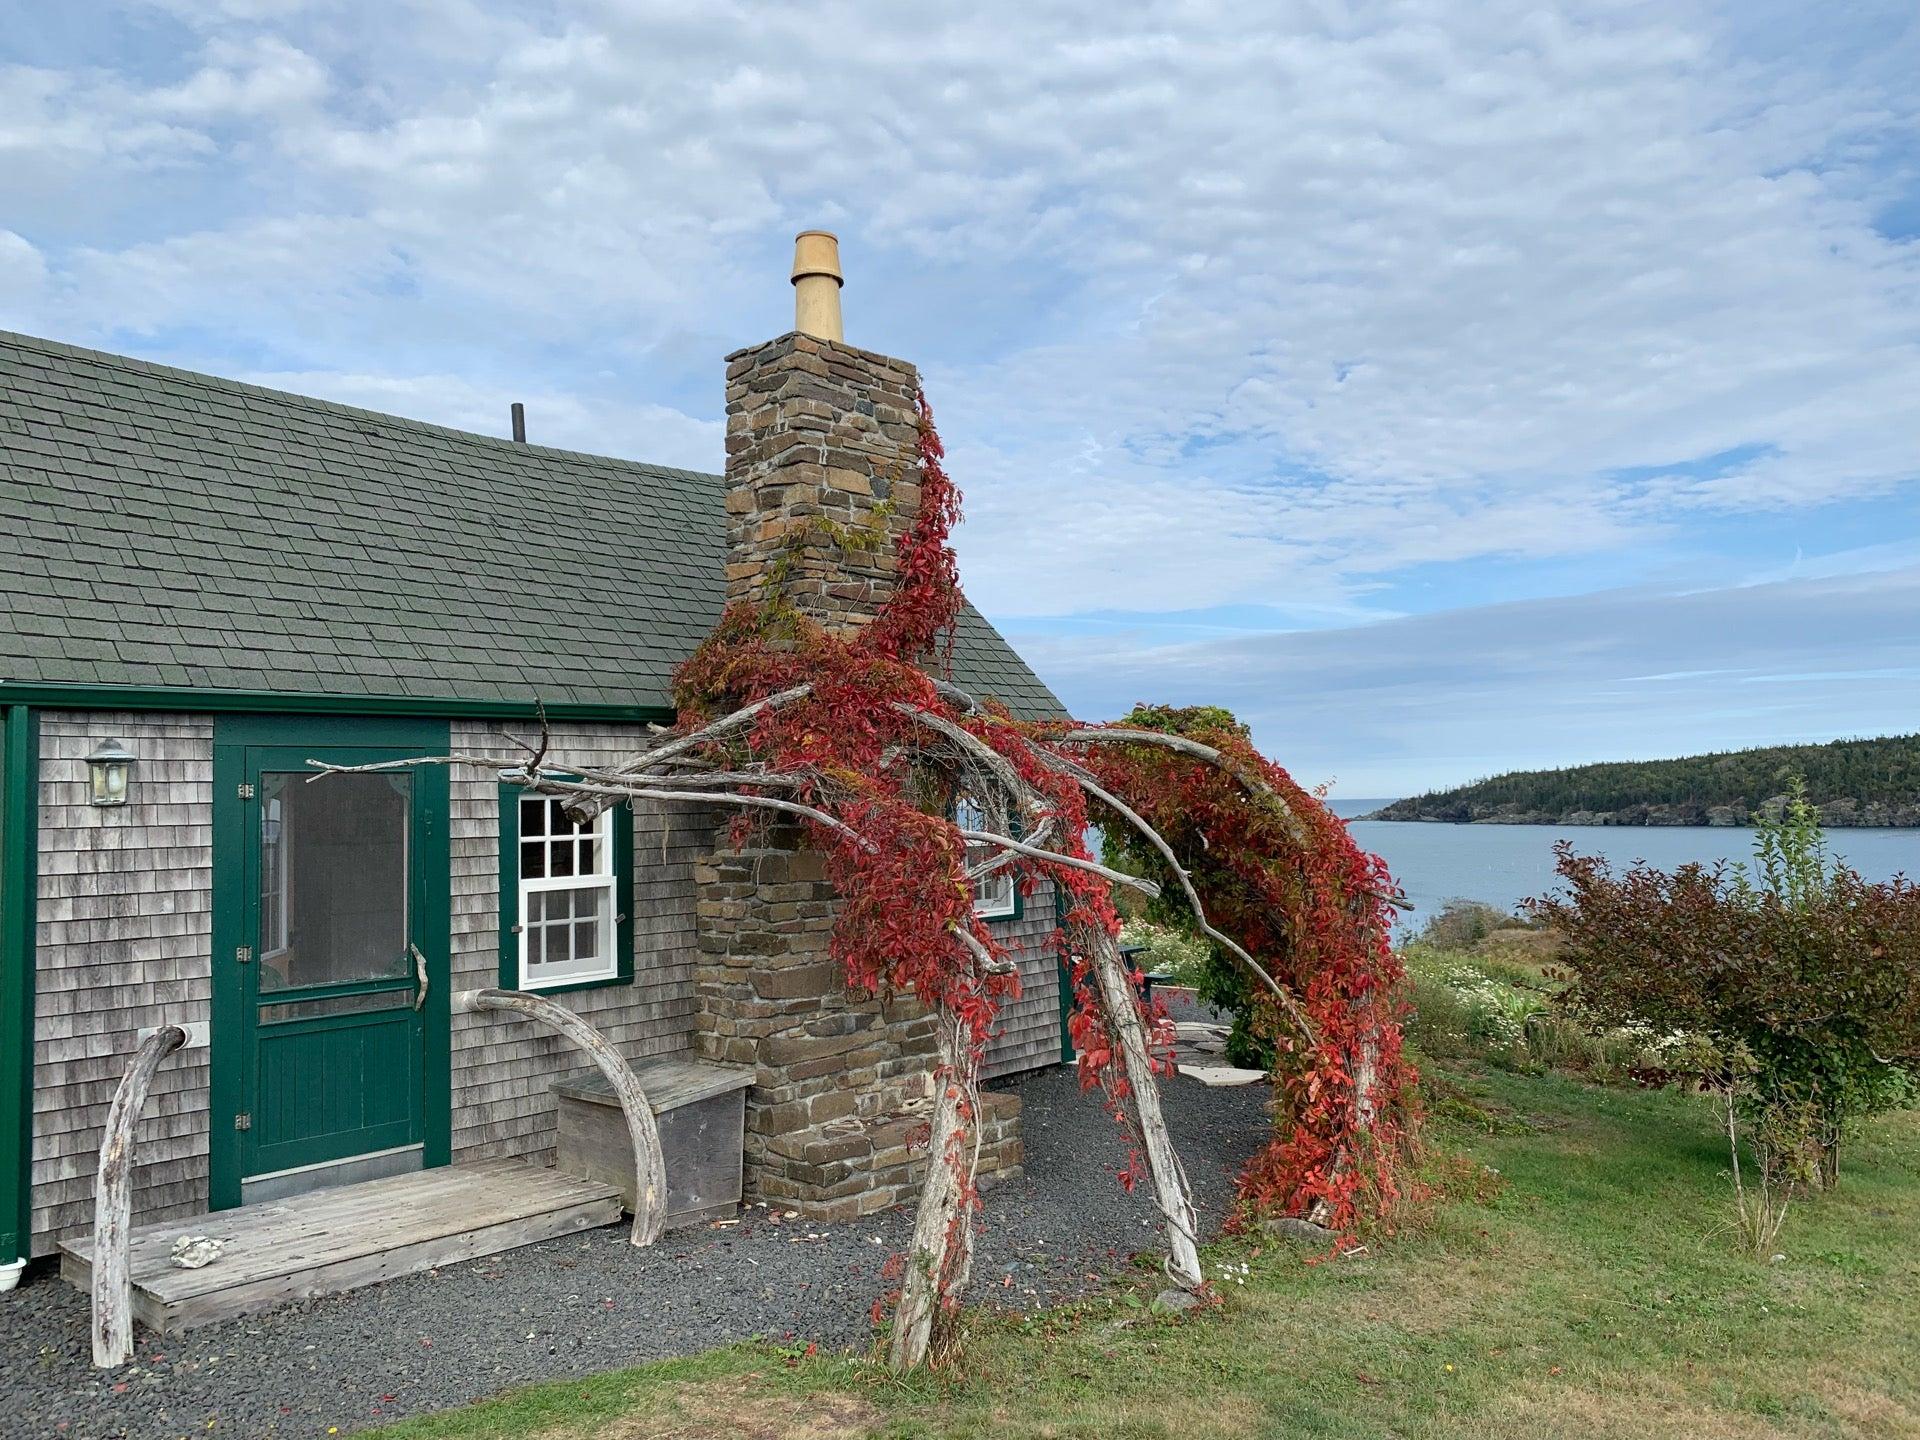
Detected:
[3,1,1917,795]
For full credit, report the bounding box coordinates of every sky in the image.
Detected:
[2,1,1917,797]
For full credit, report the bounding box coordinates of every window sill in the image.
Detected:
[517,972,634,997]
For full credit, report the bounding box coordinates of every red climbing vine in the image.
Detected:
[1071,706,1417,1231]
[669,390,1417,1340]
[350,390,1417,1370]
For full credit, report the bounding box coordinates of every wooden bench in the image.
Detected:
[552,1053,754,1229]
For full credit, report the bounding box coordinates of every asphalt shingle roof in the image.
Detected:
[0,330,1066,720]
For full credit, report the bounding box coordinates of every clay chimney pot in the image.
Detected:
[791,230,845,342]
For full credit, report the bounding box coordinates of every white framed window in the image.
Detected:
[955,794,1019,920]
[514,795,620,989]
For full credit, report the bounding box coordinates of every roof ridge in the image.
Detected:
[0,326,723,484]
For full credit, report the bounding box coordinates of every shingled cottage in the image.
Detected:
[0,234,1066,1329]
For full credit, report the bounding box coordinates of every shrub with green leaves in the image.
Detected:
[1414,899,1535,952]
[1531,778,1920,1191]
[1117,919,1212,989]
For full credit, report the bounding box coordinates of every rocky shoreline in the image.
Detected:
[1362,795,1920,827]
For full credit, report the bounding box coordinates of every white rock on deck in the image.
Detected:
[59,1158,622,1335]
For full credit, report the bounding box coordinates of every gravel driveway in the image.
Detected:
[0,1065,1265,1439]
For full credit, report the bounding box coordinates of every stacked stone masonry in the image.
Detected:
[708,329,1026,1216]
[722,332,923,626]
[692,827,1023,1221]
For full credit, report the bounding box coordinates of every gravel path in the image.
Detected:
[0,1066,1265,1439]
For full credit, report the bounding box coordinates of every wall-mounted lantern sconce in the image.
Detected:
[86,739,136,807]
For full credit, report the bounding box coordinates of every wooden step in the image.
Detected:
[58,1158,623,1334]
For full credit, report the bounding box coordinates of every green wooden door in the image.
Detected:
[211,721,450,1208]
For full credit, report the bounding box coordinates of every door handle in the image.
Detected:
[409,943,429,1013]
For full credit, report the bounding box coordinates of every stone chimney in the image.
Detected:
[720,231,922,632]
[694,234,1022,1219]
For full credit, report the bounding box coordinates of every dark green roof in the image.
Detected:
[0,330,1064,720]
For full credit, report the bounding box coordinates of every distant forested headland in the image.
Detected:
[1364,734,1920,827]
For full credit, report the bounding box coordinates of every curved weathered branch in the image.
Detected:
[955,828,1160,898]
[1053,761,1316,1047]
[607,683,814,778]
[965,816,1054,881]
[460,989,668,1246]
[1055,729,1406,908]
[1072,922,1204,1290]
[1056,726,1312,845]
[889,1009,980,1370]
[92,1025,187,1368]
[887,702,1037,816]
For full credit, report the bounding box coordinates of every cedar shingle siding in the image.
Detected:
[980,886,1062,1082]
[447,722,710,1167]
[23,713,1058,1254]
[32,713,213,1252]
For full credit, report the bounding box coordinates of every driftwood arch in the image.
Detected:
[455,988,669,1246]
[315,667,1400,1369]
[91,1024,188,1368]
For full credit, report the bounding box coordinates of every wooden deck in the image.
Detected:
[58,1158,623,1334]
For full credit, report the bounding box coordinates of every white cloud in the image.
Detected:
[0,230,48,295]
[4,0,1917,631]
[143,36,327,119]
[1019,565,1920,795]
[0,66,213,171]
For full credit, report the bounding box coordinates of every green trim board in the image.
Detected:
[209,716,452,1209]
[497,782,636,995]
[0,706,39,1262]
[0,682,675,726]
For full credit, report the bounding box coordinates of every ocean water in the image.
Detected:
[1327,799,1920,934]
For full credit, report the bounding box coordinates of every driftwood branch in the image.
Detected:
[964,816,1054,881]
[605,684,814,780]
[1059,764,1315,1046]
[889,1009,981,1370]
[311,756,876,852]
[929,678,983,714]
[1074,924,1205,1290]
[542,780,874,848]
[1054,726,1409,912]
[948,921,1017,977]
[956,829,1160,898]
[92,1025,187,1368]
[460,989,668,1246]
[887,703,1037,817]
[1057,726,1312,846]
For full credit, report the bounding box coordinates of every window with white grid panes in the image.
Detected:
[516,795,618,987]
[955,793,1018,919]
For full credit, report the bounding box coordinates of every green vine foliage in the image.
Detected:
[1734,775,1831,910]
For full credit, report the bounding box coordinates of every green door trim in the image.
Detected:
[0,706,39,1263]
[209,715,451,1210]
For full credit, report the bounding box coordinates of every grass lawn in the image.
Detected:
[372,1054,1920,1440]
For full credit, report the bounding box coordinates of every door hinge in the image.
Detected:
[234,1112,252,1132]
[237,782,255,799]
[235,946,253,964]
